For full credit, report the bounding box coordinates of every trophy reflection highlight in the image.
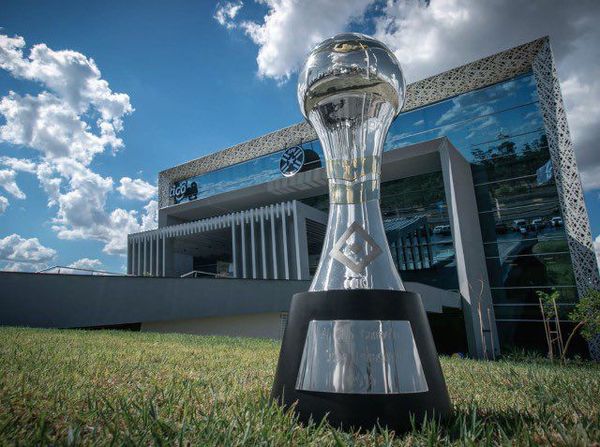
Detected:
[271,33,451,432]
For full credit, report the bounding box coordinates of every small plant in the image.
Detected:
[538,288,600,361]
[563,288,600,360]
[537,289,561,320]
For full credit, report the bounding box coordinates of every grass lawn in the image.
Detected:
[0,327,599,445]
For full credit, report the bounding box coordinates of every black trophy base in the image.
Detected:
[271,289,452,433]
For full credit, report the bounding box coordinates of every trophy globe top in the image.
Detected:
[298,33,406,120]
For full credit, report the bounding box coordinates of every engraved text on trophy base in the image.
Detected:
[296,320,429,394]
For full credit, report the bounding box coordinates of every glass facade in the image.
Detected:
[384,73,576,352]
[170,141,323,204]
[382,74,577,350]
[172,72,578,353]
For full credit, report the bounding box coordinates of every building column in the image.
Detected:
[260,209,268,279]
[424,227,434,267]
[281,205,290,280]
[292,201,310,280]
[270,205,278,279]
[143,237,147,275]
[148,235,154,276]
[127,238,132,275]
[137,238,141,276]
[241,212,247,278]
[250,210,257,279]
[231,215,238,278]
[440,140,499,359]
[156,234,160,277]
[400,236,409,270]
[162,236,166,277]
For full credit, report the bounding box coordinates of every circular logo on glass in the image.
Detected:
[279,146,305,177]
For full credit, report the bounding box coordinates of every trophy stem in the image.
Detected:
[310,200,404,291]
[306,92,403,292]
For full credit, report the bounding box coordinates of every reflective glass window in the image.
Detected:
[386,74,540,155]
[471,132,549,184]
[491,286,578,305]
[487,252,576,288]
[474,177,558,211]
[484,237,569,258]
[478,202,565,243]
[171,140,324,204]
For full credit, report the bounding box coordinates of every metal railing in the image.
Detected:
[180,270,233,279]
[37,266,124,276]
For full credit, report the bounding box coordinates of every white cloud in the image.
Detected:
[46,161,157,255]
[0,34,133,133]
[0,90,123,166]
[0,195,8,214]
[0,169,25,199]
[0,34,132,165]
[581,165,600,192]
[214,1,244,29]
[0,233,56,271]
[0,156,36,173]
[100,200,158,255]
[0,32,153,255]
[117,177,155,201]
[68,257,102,270]
[141,199,158,230]
[595,235,600,269]
[2,261,42,272]
[237,0,373,81]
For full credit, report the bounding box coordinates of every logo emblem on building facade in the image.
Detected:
[169,180,198,203]
[279,146,305,177]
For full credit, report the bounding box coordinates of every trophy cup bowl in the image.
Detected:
[271,33,451,432]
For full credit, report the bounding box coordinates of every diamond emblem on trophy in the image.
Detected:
[271,33,451,432]
[331,221,382,275]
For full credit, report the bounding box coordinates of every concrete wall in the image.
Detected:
[0,272,458,335]
[0,272,308,329]
[142,312,282,339]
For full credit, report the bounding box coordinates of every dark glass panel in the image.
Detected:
[487,252,576,288]
[497,321,589,357]
[386,102,544,158]
[494,303,575,320]
[491,286,578,305]
[401,264,459,290]
[301,193,329,213]
[478,203,565,244]
[428,308,469,355]
[471,134,550,184]
[484,237,569,258]
[381,172,445,211]
[475,176,558,212]
[470,129,546,158]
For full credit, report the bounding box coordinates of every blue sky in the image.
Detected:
[0,0,599,273]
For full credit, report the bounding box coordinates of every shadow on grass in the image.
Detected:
[279,399,595,445]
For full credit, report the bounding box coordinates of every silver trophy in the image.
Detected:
[271,33,450,432]
[298,33,406,293]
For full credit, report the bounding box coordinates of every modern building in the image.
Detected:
[128,37,600,358]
